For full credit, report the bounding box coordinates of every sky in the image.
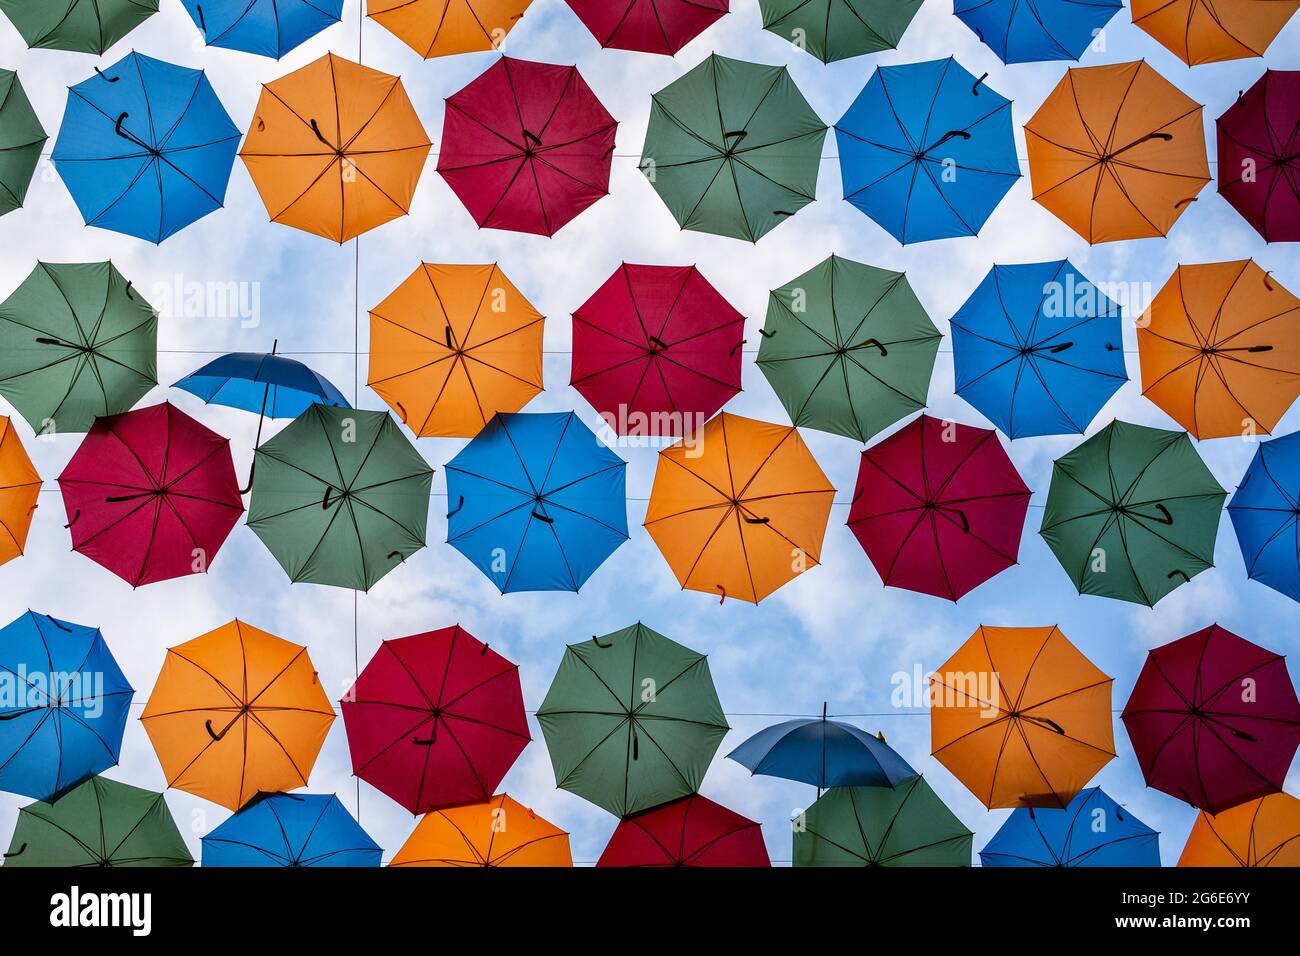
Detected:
[0,0,1297,866]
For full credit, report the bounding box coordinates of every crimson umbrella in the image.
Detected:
[1217,69,1300,243]
[847,414,1030,600]
[438,57,617,237]
[597,794,770,867]
[566,0,728,55]
[1122,624,1300,814]
[571,264,744,437]
[57,402,243,587]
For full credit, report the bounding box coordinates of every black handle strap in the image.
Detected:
[447,495,464,519]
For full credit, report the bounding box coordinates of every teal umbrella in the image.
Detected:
[0,69,45,217]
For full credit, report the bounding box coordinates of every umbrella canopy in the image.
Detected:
[1040,420,1226,606]
[980,787,1161,867]
[1230,431,1300,602]
[759,0,922,63]
[0,69,45,217]
[53,53,240,244]
[0,0,157,54]
[140,620,335,811]
[341,625,530,814]
[931,625,1115,809]
[0,612,132,802]
[1122,625,1300,814]
[181,0,342,58]
[727,709,915,789]
[1179,793,1300,867]
[248,404,433,591]
[445,411,627,593]
[836,58,1019,244]
[567,0,727,54]
[645,412,835,604]
[240,53,431,243]
[202,792,381,867]
[571,263,743,437]
[1217,70,1300,243]
[848,415,1031,601]
[757,256,941,443]
[598,794,770,867]
[390,793,572,866]
[955,0,1122,63]
[438,57,616,237]
[794,777,973,866]
[536,623,728,817]
[1025,61,1209,244]
[369,263,543,438]
[1138,260,1300,439]
[1132,0,1300,65]
[174,349,350,420]
[0,416,39,567]
[641,54,826,242]
[369,0,534,58]
[951,260,1128,439]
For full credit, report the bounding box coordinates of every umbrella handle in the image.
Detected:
[445,326,455,349]
[35,336,69,347]
[386,550,405,562]
[1230,727,1258,743]
[195,4,206,30]
[758,328,776,339]
[631,731,639,761]
[523,129,543,147]
[972,72,987,94]
[1151,504,1172,525]
[63,509,80,529]
[856,338,888,357]
[205,719,229,741]
[723,130,747,142]
[45,615,70,632]
[105,492,151,503]
[94,67,119,83]
[531,511,554,524]
[943,508,970,533]
[1023,715,1065,735]
[729,338,746,357]
[322,487,335,509]
[447,495,464,519]
[592,634,612,648]
[852,484,864,504]
[716,584,726,604]
[310,119,331,147]
[113,112,129,139]
[239,460,256,495]
[773,210,795,217]
[1167,569,1190,584]
[412,736,436,746]
[0,709,37,722]
[648,336,668,351]
[743,515,770,524]
[3,843,26,859]
[1048,341,1073,353]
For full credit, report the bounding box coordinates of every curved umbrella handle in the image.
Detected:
[742,514,770,524]
[447,495,464,519]
[322,487,335,510]
[729,338,747,357]
[45,615,71,632]
[944,508,970,533]
[648,336,668,351]
[106,492,151,503]
[1167,569,1190,584]
[0,708,36,722]
[1230,727,1258,742]
[723,130,748,142]
[1247,344,1274,353]
[531,511,554,524]
[631,731,639,761]
[113,112,130,139]
[716,584,726,604]
[1151,503,1172,525]
[592,634,612,648]
[310,119,331,147]
[1048,341,1074,353]
[773,210,795,217]
[1024,715,1065,735]
[972,72,987,94]
[445,325,455,349]
[205,719,229,742]
[856,338,888,357]
[386,550,405,562]
[195,4,206,30]
[412,735,436,746]
[35,336,70,347]
[393,400,407,422]
[239,460,256,495]
[758,328,776,339]
[3,843,26,859]
[94,67,119,83]
[63,509,80,529]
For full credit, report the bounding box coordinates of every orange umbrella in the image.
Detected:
[930,625,1115,809]
[389,793,572,867]
[1139,261,1300,439]
[368,1,534,58]
[1025,61,1209,244]
[140,620,335,811]
[239,53,432,243]
[1179,793,1300,866]
[1132,0,1300,65]
[368,263,544,438]
[644,412,835,604]
[0,416,39,567]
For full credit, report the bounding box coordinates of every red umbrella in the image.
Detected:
[57,402,243,587]
[1217,69,1300,243]
[437,57,617,237]
[847,414,1031,600]
[597,794,770,867]
[341,625,530,814]
[1122,624,1300,814]
[566,0,729,55]
[571,264,744,437]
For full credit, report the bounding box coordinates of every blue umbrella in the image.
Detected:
[955,0,1123,64]
[1229,431,1300,603]
[446,411,628,593]
[52,52,240,244]
[951,260,1128,439]
[835,58,1020,244]
[180,0,343,59]
[0,612,133,802]
[201,792,381,867]
[980,787,1161,866]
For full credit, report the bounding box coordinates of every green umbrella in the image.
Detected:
[0,69,45,217]
[759,0,924,63]
[536,623,729,817]
[794,777,972,866]
[757,255,941,442]
[248,404,433,591]
[1040,420,1226,607]
[0,0,158,54]
[0,261,157,435]
[4,776,193,867]
[641,54,827,243]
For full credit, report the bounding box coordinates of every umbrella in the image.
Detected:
[950,260,1128,439]
[1132,0,1300,65]
[757,255,942,443]
[0,0,157,54]
[368,263,544,438]
[847,415,1031,601]
[248,404,433,591]
[181,0,342,58]
[0,612,132,802]
[836,58,1019,245]
[794,777,973,866]
[53,52,240,244]
[1025,61,1209,244]
[641,54,826,242]
[0,69,45,217]
[598,794,770,867]
[566,0,727,54]
[240,53,431,243]
[445,411,627,593]
[369,0,534,58]
[140,620,335,811]
[390,793,572,867]
[571,263,744,436]
[931,625,1115,809]
[536,623,728,817]
[1138,260,1300,439]
[1122,624,1300,814]
[1217,70,1300,243]
[341,625,530,814]
[202,792,381,867]
[645,412,835,603]
[1179,793,1300,867]
[759,0,922,63]
[979,788,1161,867]
[438,57,616,237]
[0,416,39,567]
[1229,431,1300,602]
[955,0,1122,63]
[1040,420,1226,606]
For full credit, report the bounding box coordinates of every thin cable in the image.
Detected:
[353,0,364,826]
